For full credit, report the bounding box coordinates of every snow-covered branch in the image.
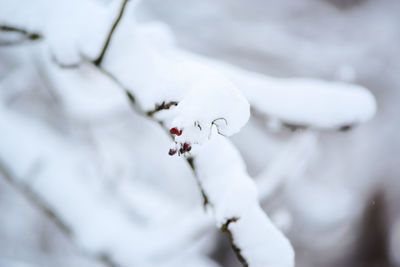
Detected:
[0,0,378,267]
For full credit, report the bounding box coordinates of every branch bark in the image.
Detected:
[0,25,42,46]
[92,0,129,66]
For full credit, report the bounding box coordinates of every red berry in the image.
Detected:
[179,147,185,154]
[170,127,179,135]
[183,143,192,152]
[177,130,183,136]
[183,142,190,150]
[168,149,177,156]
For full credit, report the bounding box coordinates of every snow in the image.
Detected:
[179,52,377,130]
[0,0,380,266]
[195,132,295,267]
[98,12,250,150]
[0,103,213,267]
[170,61,250,150]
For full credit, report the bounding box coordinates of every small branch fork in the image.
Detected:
[1,0,248,266]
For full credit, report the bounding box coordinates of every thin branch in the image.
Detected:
[0,161,71,235]
[146,101,178,116]
[93,0,129,66]
[221,217,248,267]
[0,25,42,46]
[186,157,209,207]
[209,117,228,138]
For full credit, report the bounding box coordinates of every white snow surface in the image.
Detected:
[195,132,295,267]
[180,51,377,129]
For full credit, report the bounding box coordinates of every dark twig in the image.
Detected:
[93,0,129,66]
[146,101,178,116]
[0,25,42,46]
[221,217,248,267]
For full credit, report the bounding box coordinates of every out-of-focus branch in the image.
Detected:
[93,0,129,66]
[0,25,42,46]
[0,161,119,267]
[0,161,71,235]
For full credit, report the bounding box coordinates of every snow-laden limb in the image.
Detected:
[99,12,250,152]
[195,132,295,267]
[174,51,376,130]
[0,103,217,267]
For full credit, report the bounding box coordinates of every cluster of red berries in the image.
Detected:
[168,142,191,156]
[168,127,191,156]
